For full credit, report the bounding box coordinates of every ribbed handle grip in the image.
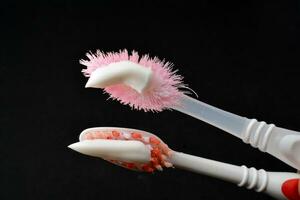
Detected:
[238,166,268,192]
[237,166,300,200]
[176,95,300,170]
[241,119,275,152]
[241,119,300,170]
[171,152,300,200]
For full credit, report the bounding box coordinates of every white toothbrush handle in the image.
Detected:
[175,95,300,170]
[170,152,300,200]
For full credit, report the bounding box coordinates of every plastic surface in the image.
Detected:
[174,95,249,138]
[170,152,300,200]
[279,135,300,170]
[175,95,300,170]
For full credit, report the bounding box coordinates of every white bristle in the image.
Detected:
[143,136,150,143]
[155,165,163,171]
[164,161,173,168]
[123,133,131,139]
[146,144,152,150]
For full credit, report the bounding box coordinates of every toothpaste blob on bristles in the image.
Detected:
[80,129,173,172]
[80,50,189,112]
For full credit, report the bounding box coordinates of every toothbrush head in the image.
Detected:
[68,127,173,172]
[80,50,189,112]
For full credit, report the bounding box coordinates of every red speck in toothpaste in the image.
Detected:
[112,131,120,138]
[149,136,161,145]
[131,132,142,139]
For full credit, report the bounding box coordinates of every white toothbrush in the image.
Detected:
[81,51,300,171]
[68,127,300,200]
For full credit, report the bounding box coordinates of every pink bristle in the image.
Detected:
[80,49,187,112]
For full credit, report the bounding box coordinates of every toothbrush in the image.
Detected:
[80,50,300,171]
[68,127,300,200]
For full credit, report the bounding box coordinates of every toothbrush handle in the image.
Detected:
[175,95,300,170]
[170,151,300,200]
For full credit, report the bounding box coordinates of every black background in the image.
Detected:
[1,1,300,199]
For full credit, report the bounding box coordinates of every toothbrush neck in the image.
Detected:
[174,95,248,139]
[170,151,243,184]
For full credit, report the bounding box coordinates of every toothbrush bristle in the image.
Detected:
[80,49,187,112]
[82,130,173,172]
